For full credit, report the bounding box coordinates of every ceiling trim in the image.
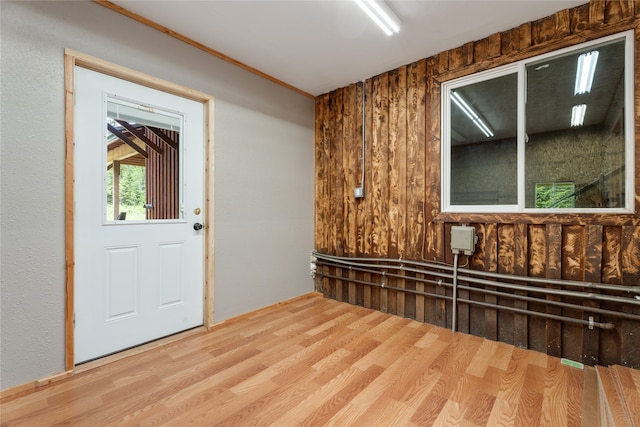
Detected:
[93,0,315,99]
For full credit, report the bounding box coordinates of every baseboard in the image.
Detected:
[210,292,322,327]
[1,370,73,404]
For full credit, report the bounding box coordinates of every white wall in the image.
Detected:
[0,1,315,390]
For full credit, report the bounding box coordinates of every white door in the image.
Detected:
[74,66,204,363]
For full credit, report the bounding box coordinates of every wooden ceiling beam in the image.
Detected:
[146,126,178,150]
[115,120,164,154]
[107,123,148,158]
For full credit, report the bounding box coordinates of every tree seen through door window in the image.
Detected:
[107,165,147,220]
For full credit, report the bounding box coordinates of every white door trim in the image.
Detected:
[64,49,215,370]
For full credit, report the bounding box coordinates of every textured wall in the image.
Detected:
[1,1,314,390]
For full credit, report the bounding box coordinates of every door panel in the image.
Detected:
[106,245,139,320]
[159,242,185,307]
[74,66,204,363]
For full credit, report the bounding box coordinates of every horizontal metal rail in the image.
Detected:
[313,251,640,294]
[316,260,640,322]
[312,251,640,330]
[315,271,616,330]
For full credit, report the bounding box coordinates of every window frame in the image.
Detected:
[441,30,635,215]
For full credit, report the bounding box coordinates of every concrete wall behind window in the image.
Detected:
[0,1,315,390]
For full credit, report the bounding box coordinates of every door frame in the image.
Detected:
[64,49,215,370]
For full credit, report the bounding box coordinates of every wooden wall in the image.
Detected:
[314,1,640,367]
[146,129,179,220]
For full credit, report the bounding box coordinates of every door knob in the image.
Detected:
[193,223,203,231]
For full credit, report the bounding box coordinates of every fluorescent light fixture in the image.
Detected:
[354,0,400,36]
[574,51,599,95]
[451,91,494,138]
[571,104,586,126]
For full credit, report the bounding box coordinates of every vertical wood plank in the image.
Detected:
[604,0,634,24]
[461,42,474,67]
[589,0,606,26]
[484,223,499,341]
[561,225,585,362]
[353,82,367,306]
[531,9,570,46]
[397,66,408,263]
[546,224,562,358]
[469,223,486,337]
[354,82,366,307]
[410,60,427,321]
[362,79,374,309]
[406,60,427,261]
[620,226,640,367]
[388,68,408,317]
[449,46,464,71]
[570,3,591,33]
[343,84,358,258]
[424,57,441,325]
[438,51,449,74]
[371,74,390,312]
[343,83,358,305]
[583,224,603,366]
[314,94,330,293]
[487,33,501,58]
[600,226,622,366]
[555,9,571,39]
[518,22,532,50]
[602,226,623,285]
[513,223,528,349]
[331,89,345,301]
[497,224,515,345]
[473,38,489,63]
[501,28,520,56]
[528,224,547,354]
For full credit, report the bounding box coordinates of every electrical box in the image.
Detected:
[451,225,477,255]
[354,187,364,198]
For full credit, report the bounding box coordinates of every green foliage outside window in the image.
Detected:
[106,165,147,220]
[535,182,575,208]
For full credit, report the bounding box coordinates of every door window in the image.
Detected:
[105,96,184,222]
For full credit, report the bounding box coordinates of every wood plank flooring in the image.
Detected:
[1,293,591,426]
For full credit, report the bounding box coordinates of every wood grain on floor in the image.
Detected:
[1,294,593,426]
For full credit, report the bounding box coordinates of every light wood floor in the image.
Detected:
[1,293,591,426]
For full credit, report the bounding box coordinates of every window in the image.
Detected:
[105,96,183,222]
[442,31,634,213]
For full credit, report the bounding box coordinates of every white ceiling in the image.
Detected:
[110,0,587,96]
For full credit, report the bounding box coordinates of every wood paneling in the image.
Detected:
[314,0,640,367]
[145,129,179,220]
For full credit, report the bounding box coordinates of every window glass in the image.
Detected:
[105,97,183,222]
[450,74,518,205]
[525,39,626,208]
[442,32,632,213]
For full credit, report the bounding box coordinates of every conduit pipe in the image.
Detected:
[315,258,640,307]
[316,260,640,322]
[312,252,640,294]
[359,80,366,195]
[315,270,616,330]
[452,253,459,333]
